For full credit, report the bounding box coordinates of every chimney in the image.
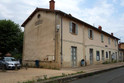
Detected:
[49,0,55,10]
[119,43,121,48]
[111,33,113,36]
[98,25,102,30]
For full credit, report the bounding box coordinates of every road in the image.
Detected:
[69,67,124,83]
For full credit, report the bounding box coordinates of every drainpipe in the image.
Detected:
[82,25,86,66]
[60,16,63,68]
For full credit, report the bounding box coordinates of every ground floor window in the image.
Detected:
[101,50,104,61]
[96,51,100,61]
[106,52,108,58]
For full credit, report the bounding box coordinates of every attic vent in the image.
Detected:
[37,14,41,19]
[69,14,72,16]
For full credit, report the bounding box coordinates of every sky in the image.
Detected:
[0,0,124,41]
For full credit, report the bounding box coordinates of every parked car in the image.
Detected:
[0,59,7,69]
[0,57,21,69]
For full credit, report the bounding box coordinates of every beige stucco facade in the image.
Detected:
[118,43,124,62]
[23,11,62,69]
[22,8,119,68]
[61,17,84,67]
[84,27,118,65]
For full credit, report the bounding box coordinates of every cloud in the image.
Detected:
[0,4,13,19]
[120,0,124,6]
[79,1,115,29]
[112,0,117,3]
[0,0,124,41]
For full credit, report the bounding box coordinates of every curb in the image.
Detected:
[40,65,124,83]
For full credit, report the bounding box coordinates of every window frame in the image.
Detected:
[108,37,110,45]
[96,51,100,61]
[72,22,76,34]
[106,52,108,58]
[114,39,117,46]
[101,34,104,43]
[88,29,94,40]
[69,21,78,35]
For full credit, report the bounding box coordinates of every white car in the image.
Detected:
[2,57,21,69]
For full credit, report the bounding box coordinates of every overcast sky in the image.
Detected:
[0,0,124,41]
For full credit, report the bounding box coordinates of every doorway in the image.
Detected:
[102,50,104,61]
[71,47,77,67]
[109,51,111,62]
[89,49,93,64]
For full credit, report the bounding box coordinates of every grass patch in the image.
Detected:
[18,80,35,83]
[102,60,118,64]
[19,71,84,83]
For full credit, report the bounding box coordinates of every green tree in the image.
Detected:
[0,19,23,59]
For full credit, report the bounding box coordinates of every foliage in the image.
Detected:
[43,75,47,80]
[0,19,23,59]
[102,61,110,64]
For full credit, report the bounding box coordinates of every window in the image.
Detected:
[88,29,93,39]
[114,39,117,46]
[72,23,76,33]
[106,52,108,58]
[96,51,100,61]
[109,51,111,60]
[69,21,78,35]
[101,50,104,61]
[101,34,104,42]
[108,37,110,44]
[37,14,41,19]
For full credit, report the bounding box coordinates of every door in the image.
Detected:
[89,49,93,64]
[109,51,111,62]
[102,50,104,61]
[115,52,117,61]
[71,47,77,67]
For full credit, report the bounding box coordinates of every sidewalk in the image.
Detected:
[0,62,124,83]
[61,62,124,73]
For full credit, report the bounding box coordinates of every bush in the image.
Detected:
[102,61,110,64]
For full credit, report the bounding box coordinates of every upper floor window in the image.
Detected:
[115,39,117,46]
[69,21,78,35]
[108,37,110,44]
[101,34,104,42]
[37,14,41,19]
[88,29,94,39]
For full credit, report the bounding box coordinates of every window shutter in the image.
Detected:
[88,28,90,38]
[101,34,103,42]
[76,24,78,35]
[92,30,94,39]
[69,21,72,33]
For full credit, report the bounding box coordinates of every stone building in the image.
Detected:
[118,43,124,62]
[22,0,119,68]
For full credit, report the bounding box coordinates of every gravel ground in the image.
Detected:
[0,62,124,83]
[0,68,75,83]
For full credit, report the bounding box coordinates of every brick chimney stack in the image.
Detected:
[98,25,102,30]
[49,0,55,10]
[111,33,113,36]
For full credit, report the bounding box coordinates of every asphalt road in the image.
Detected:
[69,67,124,83]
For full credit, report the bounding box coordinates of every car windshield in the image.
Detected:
[4,57,17,61]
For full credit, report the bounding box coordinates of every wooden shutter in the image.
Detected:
[92,30,94,39]
[76,24,78,35]
[69,21,72,33]
[101,34,103,42]
[88,28,90,38]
